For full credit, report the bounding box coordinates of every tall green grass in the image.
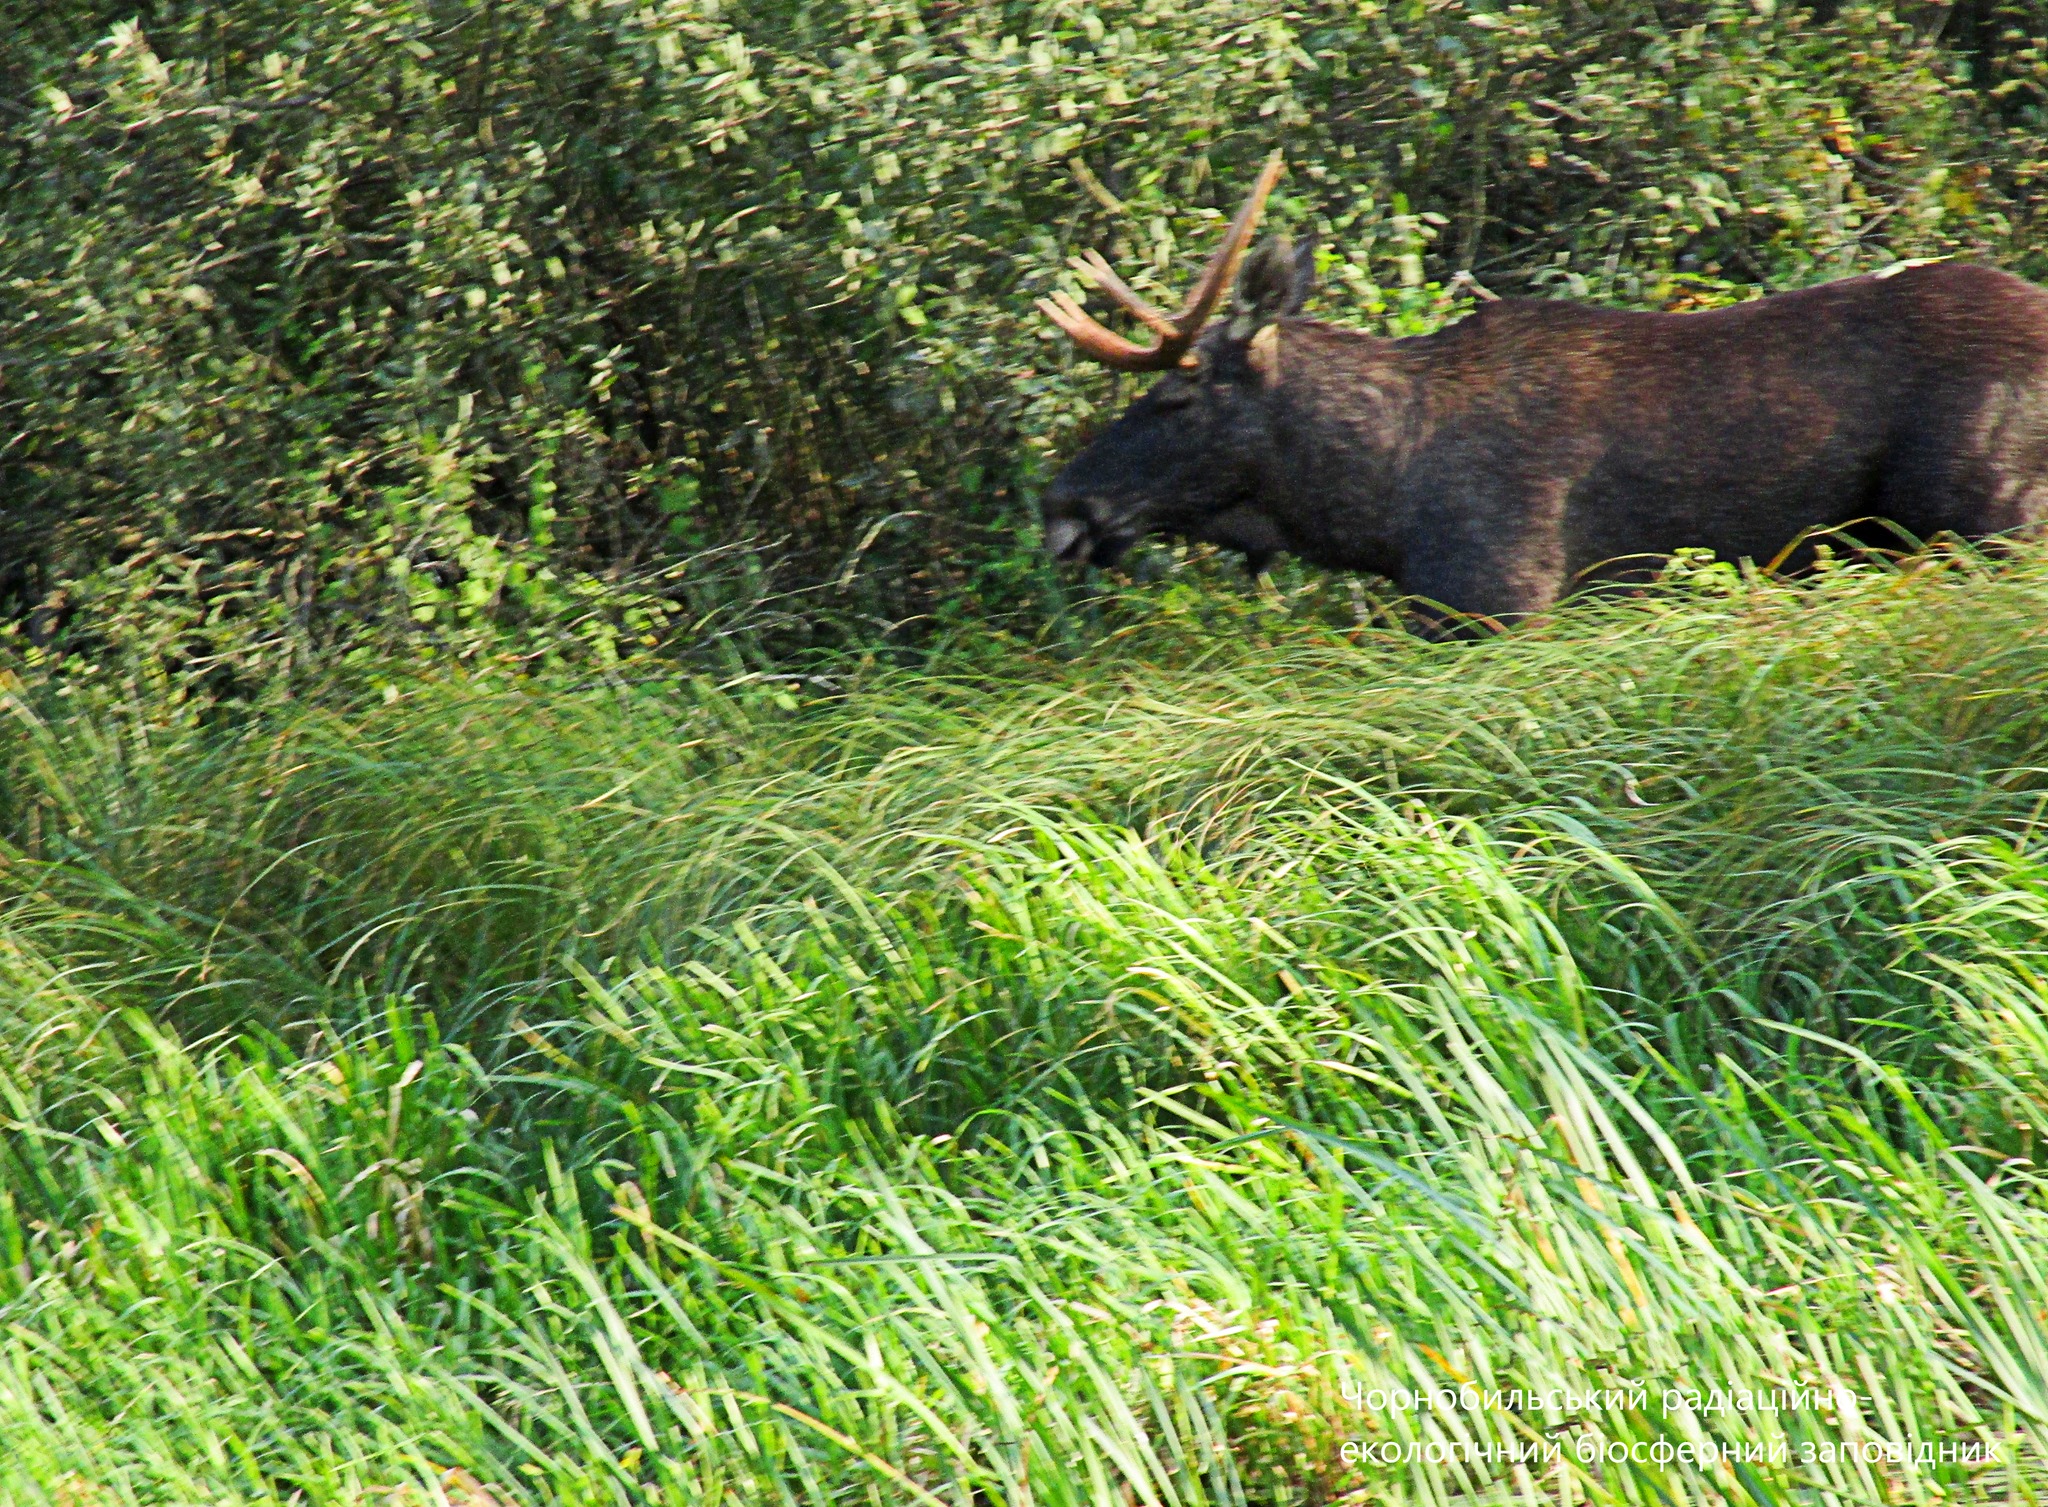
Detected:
[5,551,2048,1503]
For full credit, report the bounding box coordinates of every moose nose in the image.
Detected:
[1044,516,1089,560]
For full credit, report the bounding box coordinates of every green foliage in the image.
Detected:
[4,555,2048,1500]
[6,0,2048,675]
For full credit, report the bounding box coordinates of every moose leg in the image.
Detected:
[1400,490,1569,636]
[1193,505,1287,577]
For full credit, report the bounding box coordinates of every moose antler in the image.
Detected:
[1037,153,1285,371]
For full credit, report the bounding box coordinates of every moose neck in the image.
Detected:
[1258,321,1421,581]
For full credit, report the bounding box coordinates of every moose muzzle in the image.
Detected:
[1041,491,1140,567]
[1044,516,1089,560]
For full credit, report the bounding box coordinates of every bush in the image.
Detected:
[5,0,2048,676]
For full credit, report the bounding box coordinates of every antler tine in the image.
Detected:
[1034,291,1177,372]
[1069,251,1180,340]
[1040,151,1286,371]
[1167,150,1285,337]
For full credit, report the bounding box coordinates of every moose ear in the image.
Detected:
[1233,233,1318,329]
[1289,234,1318,308]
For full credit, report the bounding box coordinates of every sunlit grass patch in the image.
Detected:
[4,554,2048,1502]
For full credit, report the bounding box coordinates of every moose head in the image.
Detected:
[1037,154,1318,573]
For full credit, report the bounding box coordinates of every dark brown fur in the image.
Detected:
[1041,255,2048,624]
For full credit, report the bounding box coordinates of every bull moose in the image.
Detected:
[1037,155,2048,626]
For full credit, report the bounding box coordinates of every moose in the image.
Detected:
[1038,156,2048,626]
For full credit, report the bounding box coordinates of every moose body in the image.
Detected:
[1037,162,2048,624]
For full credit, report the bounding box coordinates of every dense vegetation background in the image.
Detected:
[6,0,2048,673]
[10,3,2048,1505]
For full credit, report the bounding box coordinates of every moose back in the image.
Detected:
[1038,159,2048,625]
